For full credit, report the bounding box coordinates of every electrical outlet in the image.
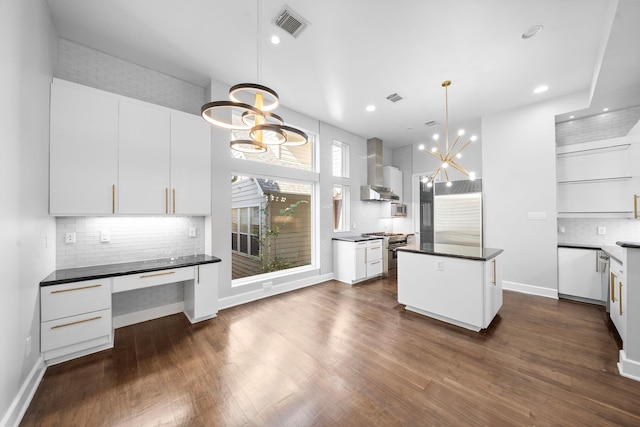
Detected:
[528,211,546,220]
[188,227,196,238]
[436,260,444,271]
[558,226,566,234]
[26,336,31,357]
[100,230,111,242]
[597,226,606,235]
[65,232,76,244]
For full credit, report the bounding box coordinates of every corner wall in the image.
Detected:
[0,0,57,425]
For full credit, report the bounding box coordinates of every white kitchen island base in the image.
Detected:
[397,244,503,332]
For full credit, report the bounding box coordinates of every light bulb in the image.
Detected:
[431,147,438,153]
[471,135,478,142]
[446,181,452,187]
[418,144,425,151]
[442,162,449,169]
[421,176,428,183]
[456,153,462,159]
[427,181,433,188]
[469,172,476,181]
[432,134,439,141]
[458,129,465,136]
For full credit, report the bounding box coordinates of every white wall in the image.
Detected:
[481,93,587,296]
[0,0,57,425]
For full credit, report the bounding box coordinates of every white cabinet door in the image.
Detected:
[610,259,626,341]
[118,101,171,214]
[355,243,367,281]
[558,248,603,301]
[483,255,503,328]
[50,82,119,215]
[185,263,218,323]
[170,113,211,215]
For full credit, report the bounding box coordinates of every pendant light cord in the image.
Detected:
[256,0,261,84]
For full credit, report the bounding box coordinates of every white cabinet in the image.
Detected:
[49,79,212,216]
[558,247,603,301]
[184,263,219,323]
[40,279,113,364]
[610,257,626,341]
[397,251,503,331]
[383,166,403,201]
[118,100,171,214]
[333,239,384,284]
[50,81,119,215]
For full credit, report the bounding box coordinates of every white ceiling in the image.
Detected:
[45,0,640,149]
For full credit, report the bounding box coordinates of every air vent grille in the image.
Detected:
[386,93,403,103]
[273,6,309,38]
[425,120,438,127]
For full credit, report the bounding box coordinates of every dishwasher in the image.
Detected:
[557,247,607,305]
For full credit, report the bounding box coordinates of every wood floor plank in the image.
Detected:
[20,277,640,426]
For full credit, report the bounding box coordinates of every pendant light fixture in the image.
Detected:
[201,0,309,153]
[419,80,477,187]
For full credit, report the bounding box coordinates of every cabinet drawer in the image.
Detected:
[367,244,383,261]
[367,259,383,277]
[112,266,194,293]
[41,279,111,322]
[41,308,112,352]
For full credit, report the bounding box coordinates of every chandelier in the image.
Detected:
[419,80,477,187]
[200,1,308,153]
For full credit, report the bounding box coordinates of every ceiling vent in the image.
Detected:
[273,6,309,38]
[425,120,438,127]
[386,93,403,103]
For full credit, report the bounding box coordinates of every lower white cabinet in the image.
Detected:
[184,263,219,323]
[40,279,113,363]
[333,239,384,284]
[558,247,603,301]
[610,258,627,341]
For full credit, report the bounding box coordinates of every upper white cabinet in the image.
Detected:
[118,101,171,214]
[50,82,119,215]
[170,113,211,215]
[50,79,212,216]
[557,136,640,218]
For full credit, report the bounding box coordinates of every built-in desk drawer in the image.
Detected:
[112,266,194,293]
[41,279,111,322]
[41,308,112,353]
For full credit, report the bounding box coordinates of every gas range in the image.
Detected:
[362,232,409,245]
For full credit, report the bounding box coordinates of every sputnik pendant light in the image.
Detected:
[419,80,477,187]
[200,0,309,153]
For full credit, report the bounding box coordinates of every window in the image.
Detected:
[231,175,313,280]
[332,140,349,177]
[333,184,349,232]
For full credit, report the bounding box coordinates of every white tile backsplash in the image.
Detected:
[558,218,640,246]
[556,106,640,146]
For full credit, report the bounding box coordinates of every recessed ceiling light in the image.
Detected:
[533,85,549,94]
[270,35,281,45]
[366,105,376,112]
[522,25,544,39]
[603,108,609,112]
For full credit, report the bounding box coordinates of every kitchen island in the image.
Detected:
[397,243,503,331]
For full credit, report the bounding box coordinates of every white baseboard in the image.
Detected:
[218,273,333,310]
[1,356,46,427]
[503,280,558,299]
[113,302,184,329]
[618,350,640,382]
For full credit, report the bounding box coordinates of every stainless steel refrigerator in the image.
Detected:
[433,179,483,247]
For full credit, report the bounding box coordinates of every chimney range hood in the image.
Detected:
[360,138,399,201]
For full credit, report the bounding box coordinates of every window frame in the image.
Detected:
[332,140,350,178]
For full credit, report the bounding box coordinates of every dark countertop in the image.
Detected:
[41,254,221,286]
[332,236,384,243]
[396,243,503,261]
[558,243,624,264]
[617,241,640,249]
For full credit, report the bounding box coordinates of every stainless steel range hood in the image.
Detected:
[360,138,399,201]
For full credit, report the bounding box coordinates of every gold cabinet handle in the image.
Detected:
[51,284,102,294]
[173,188,176,214]
[197,266,200,284]
[51,316,102,330]
[611,272,616,302]
[634,194,638,219]
[492,259,497,285]
[620,282,623,315]
[112,184,116,214]
[139,271,176,279]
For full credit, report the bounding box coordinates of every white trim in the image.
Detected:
[1,356,46,427]
[405,305,481,332]
[113,302,184,329]
[219,273,333,310]
[503,280,558,299]
[618,350,640,382]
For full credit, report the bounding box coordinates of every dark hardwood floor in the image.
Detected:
[21,277,640,426]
